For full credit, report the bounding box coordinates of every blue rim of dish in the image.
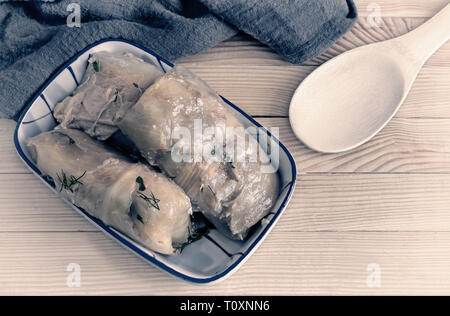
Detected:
[13,38,297,284]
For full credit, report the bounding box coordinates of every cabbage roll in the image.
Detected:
[53,52,163,140]
[117,66,280,240]
[27,129,191,255]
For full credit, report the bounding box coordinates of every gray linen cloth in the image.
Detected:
[0,0,357,119]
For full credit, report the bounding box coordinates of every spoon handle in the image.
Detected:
[397,3,450,64]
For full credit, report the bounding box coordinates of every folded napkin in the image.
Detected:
[0,0,357,120]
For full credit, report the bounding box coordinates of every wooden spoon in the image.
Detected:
[289,4,450,153]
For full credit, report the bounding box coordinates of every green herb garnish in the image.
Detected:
[136,214,144,224]
[137,191,160,210]
[133,82,143,93]
[136,176,146,191]
[92,60,100,72]
[56,170,86,193]
[174,226,208,254]
[207,185,215,196]
[135,176,159,210]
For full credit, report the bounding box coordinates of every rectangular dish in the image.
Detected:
[14,39,296,284]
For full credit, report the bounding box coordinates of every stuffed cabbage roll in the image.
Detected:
[53,52,163,140]
[27,129,191,255]
[117,66,280,240]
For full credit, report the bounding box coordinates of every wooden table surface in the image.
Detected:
[1,0,449,295]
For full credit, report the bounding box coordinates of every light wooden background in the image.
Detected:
[0,0,449,295]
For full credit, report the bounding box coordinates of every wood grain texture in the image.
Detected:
[3,173,450,233]
[355,0,449,17]
[292,173,450,232]
[180,17,450,120]
[186,64,450,118]
[0,173,93,232]
[179,18,450,67]
[258,117,450,173]
[1,0,450,295]
[0,120,26,174]
[1,231,450,295]
[293,17,450,67]
[6,117,450,174]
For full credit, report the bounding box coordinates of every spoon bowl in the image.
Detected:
[290,48,406,153]
[289,4,450,153]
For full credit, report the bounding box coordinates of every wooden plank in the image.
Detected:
[1,231,450,295]
[0,119,26,174]
[0,173,94,232]
[399,66,450,118]
[6,62,442,120]
[5,117,450,174]
[180,18,450,119]
[289,173,450,232]
[2,173,450,233]
[189,64,311,117]
[257,117,450,173]
[179,18,450,67]
[355,0,448,17]
[304,17,450,67]
[187,64,450,118]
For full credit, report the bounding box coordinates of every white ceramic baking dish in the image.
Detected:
[14,39,296,284]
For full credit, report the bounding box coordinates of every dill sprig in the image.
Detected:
[207,185,216,196]
[174,226,208,254]
[136,214,144,224]
[92,60,100,72]
[113,88,119,102]
[136,176,146,191]
[56,170,86,193]
[137,191,160,210]
[135,177,160,210]
[225,155,235,168]
[133,82,143,94]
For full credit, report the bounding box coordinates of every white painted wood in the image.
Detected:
[0,119,26,174]
[7,117,450,174]
[4,172,450,233]
[355,0,449,17]
[289,4,450,153]
[184,64,450,118]
[179,18,450,67]
[1,231,450,295]
[260,117,450,173]
[397,4,450,63]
